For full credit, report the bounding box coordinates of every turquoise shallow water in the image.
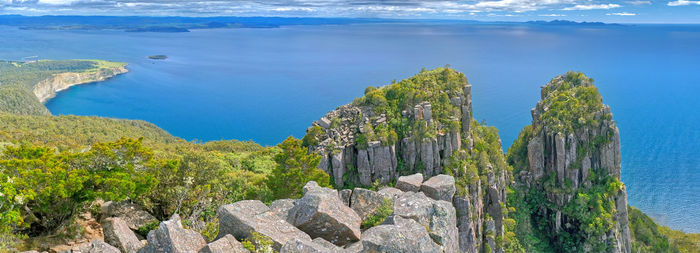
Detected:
[0,23,698,232]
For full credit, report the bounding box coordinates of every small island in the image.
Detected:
[148,55,168,60]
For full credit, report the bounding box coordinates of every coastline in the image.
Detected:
[33,65,129,104]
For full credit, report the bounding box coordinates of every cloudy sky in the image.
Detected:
[1,0,699,23]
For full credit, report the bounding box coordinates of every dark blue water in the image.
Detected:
[1,23,698,233]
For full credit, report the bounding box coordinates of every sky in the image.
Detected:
[1,0,699,23]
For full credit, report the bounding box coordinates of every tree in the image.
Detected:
[266,136,330,199]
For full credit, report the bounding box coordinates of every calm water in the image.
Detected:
[1,23,698,232]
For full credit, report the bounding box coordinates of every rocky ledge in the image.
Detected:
[26,174,478,253]
[33,66,128,103]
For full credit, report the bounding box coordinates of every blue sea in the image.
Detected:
[0,22,698,233]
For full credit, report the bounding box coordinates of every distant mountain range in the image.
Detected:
[0,15,623,32]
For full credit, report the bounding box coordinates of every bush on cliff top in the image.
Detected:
[537,71,606,134]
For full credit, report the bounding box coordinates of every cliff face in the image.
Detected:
[513,72,631,252]
[304,68,511,253]
[32,66,128,103]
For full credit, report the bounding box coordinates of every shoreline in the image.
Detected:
[33,65,129,104]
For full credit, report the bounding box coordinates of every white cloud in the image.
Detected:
[37,0,76,5]
[539,13,566,16]
[668,0,700,6]
[626,0,651,4]
[562,3,621,10]
[607,12,636,15]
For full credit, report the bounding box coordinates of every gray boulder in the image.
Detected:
[287,182,361,245]
[393,191,459,253]
[280,239,330,253]
[395,173,423,192]
[312,238,348,252]
[138,214,207,253]
[360,216,441,253]
[421,174,456,202]
[101,201,158,231]
[102,217,142,253]
[377,187,403,200]
[74,240,121,253]
[218,200,311,250]
[350,188,391,221]
[199,234,249,253]
[270,199,296,221]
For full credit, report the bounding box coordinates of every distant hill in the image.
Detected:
[526,19,622,26]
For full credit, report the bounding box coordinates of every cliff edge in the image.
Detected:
[33,64,128,103]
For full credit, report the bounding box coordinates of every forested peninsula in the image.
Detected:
[0,62,697,253]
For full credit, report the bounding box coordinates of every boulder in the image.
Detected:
[377,187,403,200]
[349,188,391,221]
[280,239,329,253]
[218,200,311,250]
[102,217,142,253]
[393,191,459,253]
[421,174,456,202]
[287,182,361,245]
[270,199,296,221]
[360,216,441,253]
[395,173,423,192]
[199,234,249,253]
[101,201,158,231]
[339,189,352,207]
[138,214,207,253]
[312,238,348,252]
[73,240,121,253]
[344,241,363,253]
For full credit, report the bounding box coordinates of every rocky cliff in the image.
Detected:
[509,72,631,252]
[32,66,128,103]
[302,68,513,253]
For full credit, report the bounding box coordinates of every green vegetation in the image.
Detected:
[361,197,393,229]
[628,206,700,253]
[351,66,466,144]
[241,231,275,253]
[536,71,606,134]
[266,136,331,200]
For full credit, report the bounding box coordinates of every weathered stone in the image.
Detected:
[199,234,249,253]
[360,216,441,253]
[421,174,456,202]
[377,187,403,200]
[393,191,459,252]
[270,199,296,221]
[420,138,435,177]
[339,189,352,206]
[101,201,158,231]
[287,182,361,246]
[356,149,372,186]
[395,173,423,192]
[138,214,207,253]
[453,196,477,253]
[218,200,311,250]
[349,188,391,221]
[280,239,330,253]
[344,242,363,253]
[102,217,142,253]
[78,240,121,253]
[311,238,348,252]
[331,150,346,189]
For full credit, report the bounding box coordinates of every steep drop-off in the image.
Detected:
[507,72,632,252]
[302,67,514,252]
[33,65,128,103]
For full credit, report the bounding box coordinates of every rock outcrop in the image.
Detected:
[138,214,207,253]
[393,191,459,253]
[287,182,362,246]
[361,216,442,253]
[33,65,128,103]
[515,72,631,252]
[218,200,312,250]
[307,69,473,189]
[395,173,423,192]
[199,234,249,253]
[102,217,142,253]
